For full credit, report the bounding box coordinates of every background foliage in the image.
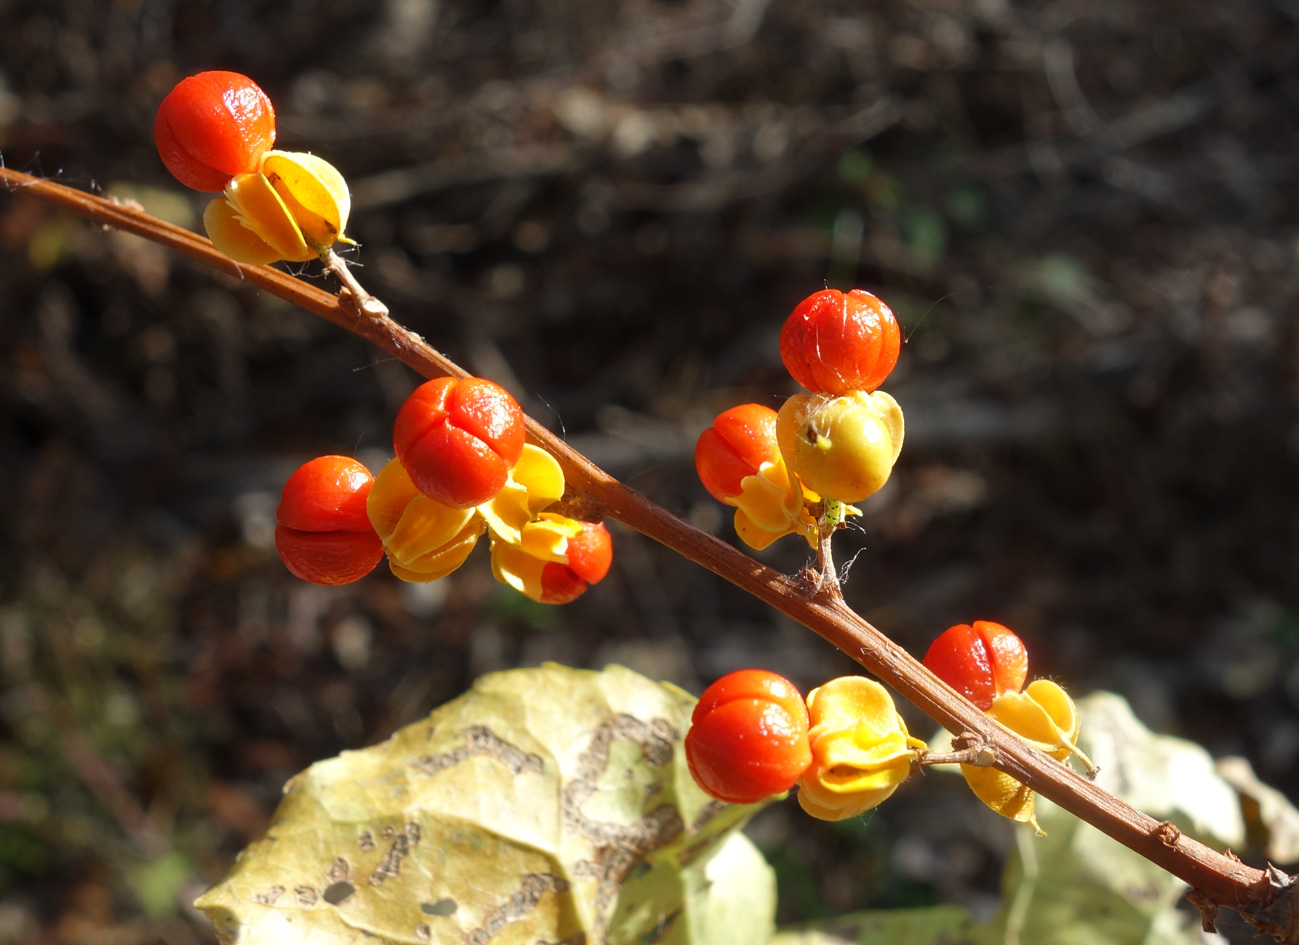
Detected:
[1,0,1297,942]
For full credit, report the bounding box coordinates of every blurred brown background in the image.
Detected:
[1,0,1298,941]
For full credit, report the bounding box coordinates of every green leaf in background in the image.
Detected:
[994,691,1246,945]
[771,904,994,945]
[196,664,774,945]
[131,850,192,917]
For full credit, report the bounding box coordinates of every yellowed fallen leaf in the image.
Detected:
[196,664,774,945]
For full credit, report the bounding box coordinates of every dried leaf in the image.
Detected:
[196,664,774,945]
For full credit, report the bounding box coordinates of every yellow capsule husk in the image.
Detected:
[261,150,351,250]
[796,677,924,822]
[776,390,904,504]
[478,445,566,547]
[959,679,1087,834]
[960,764,1042,833]
[202,196,283,265]
[988,680,1086,764]
[211,170,314,262]
[726,459,819,551]
[387,524,481,583]
[366,458,483,582]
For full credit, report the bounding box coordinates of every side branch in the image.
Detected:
[3,167,1287,934]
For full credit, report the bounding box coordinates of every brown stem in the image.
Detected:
[916,732,995,769]
[2,167,1287,932]
[322,247,388,318]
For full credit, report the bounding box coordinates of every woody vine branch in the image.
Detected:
[2,166,1291,938]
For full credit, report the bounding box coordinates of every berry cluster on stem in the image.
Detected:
[1,141,1286,938]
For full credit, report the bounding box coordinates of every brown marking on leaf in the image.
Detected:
[561,714,685,939]
[690,800,727,834]
[358,831,376,851]
[464,872,570,945]
[294,885,318,907]
[414,922,431,940]
[536,936,587,945]
[252,885,284,906]
[322,881,355,905]
[367,832,410,885]
[327,856,352,883]
[678,800,733,865]
[411,725,545,777]
[406,822,422,845]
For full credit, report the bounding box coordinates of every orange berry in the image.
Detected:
[685,670,812,804]
[536,521,612,604]
[155,71,276,192]
[695,403,782,502]
[922,621,1028,710]
[275,456,383,585]
[392,377,526,509]
[780,289,901,395]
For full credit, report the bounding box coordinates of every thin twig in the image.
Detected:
[1,167,1289,935]
[322,247,388,318]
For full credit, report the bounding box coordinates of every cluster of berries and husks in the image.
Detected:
[274,377,611,605]
[685,622,1088,829]
[923,621,1091,832]
[696,289,904,550]
[155,71,352,265]
[684,668,923,821]
[153,73,612,605]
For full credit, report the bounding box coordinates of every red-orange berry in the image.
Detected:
[685,669,812,804]
[695,403,782,502]
[392,377,526,509]
[275,456,384,585]
[155,71,276,192]
[780,289,901,395]
[922,620,1029,711]
[537,521,613,604]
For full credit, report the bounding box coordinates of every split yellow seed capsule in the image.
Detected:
[776,390,904,504]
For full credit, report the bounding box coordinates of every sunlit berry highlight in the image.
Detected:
[780,288,901,395]
[274,455,384,585]
[393,377,526,509]
[155,71,276,192]
[685,670,812,805]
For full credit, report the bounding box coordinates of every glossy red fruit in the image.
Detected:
[780,288,901,395]
[392,377,526,509]
[922,620,1029,711]
[685,669,813,804]
[155,71,276,192]
[275,456,384,585]
[695,403,782,502]
[538,521,613,604]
